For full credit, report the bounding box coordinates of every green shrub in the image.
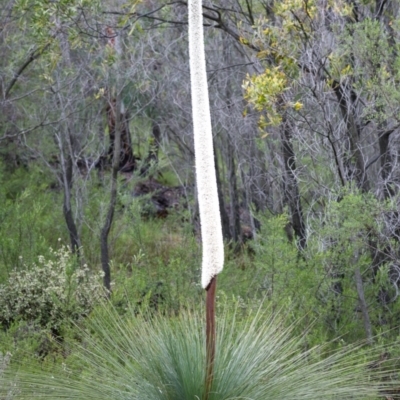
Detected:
[0,246,105,333]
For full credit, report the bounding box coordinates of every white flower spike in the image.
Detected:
[188,0,224,289]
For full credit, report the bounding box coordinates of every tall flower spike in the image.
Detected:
[188,0,224,289]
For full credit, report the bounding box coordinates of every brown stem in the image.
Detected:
[204,276,217,400]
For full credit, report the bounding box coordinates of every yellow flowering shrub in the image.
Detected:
[243,68,287,125]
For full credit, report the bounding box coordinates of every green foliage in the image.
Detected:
[110,201,203,313]
[0,165,63,282]
[249,213,323,341]
[304,188,400,341]
[254,213,306,303]
[0,246,105,332]
[1,160,399,348]
[243,67,288,126]
[15,0,100,46]
[3,302,397,399]
[247,191,400,344]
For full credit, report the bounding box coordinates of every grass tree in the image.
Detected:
[2,304,398,400]
[188,0,224,398]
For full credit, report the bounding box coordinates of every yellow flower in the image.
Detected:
[95,87,105,100]
[293,101,303,111]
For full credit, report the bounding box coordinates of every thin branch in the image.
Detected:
[4,43,51,99]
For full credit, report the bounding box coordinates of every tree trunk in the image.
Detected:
[140,120,161,176]
[332,82,369,192]
[55,117,81,256]
[100,96,122,293]
[61,151,81,255]
[378,128,395,198]
[214,145,231,241]
[281,114,306,249]
[227,137,242,244]
[53,21,82,257]
[106,99,136,172]
[354,266,373,344]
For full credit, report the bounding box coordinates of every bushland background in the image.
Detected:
[1,0,400,369]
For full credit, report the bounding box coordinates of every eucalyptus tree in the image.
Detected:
[1,0,133,274]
